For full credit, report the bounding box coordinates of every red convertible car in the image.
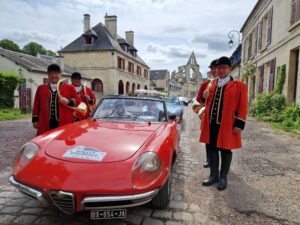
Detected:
[9,96,180,219]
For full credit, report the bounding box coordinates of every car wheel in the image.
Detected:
[151,169,172,209]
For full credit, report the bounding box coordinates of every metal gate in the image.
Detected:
[19,83,31,113]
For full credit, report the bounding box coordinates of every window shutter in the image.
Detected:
[297,0,300,22]
[248,32,252,58]
[255,26,258,54]
[291,0,296,25]
[258,22,262,51]
[268,58,276,92]
[267,6,273,45]
[259,65,264,93]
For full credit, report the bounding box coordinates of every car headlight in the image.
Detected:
[13,142,40,175]
[131,152,163,190]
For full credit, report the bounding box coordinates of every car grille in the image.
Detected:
[49,191,75,214]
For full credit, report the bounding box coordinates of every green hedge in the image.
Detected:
[0,71,22,108]
[250,64,299,132]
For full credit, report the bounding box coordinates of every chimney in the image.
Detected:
[56,53,64,72]
[125,31,134,46]
[105,14,117,39]
[83,14,90,33]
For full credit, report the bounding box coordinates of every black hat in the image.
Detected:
[216,56,232,67]
[47,64,61,73]
[209,59,218,68]
[71,72,82,79]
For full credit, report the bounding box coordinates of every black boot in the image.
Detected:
[202,148,219,186]
[217,150,232,191]
[203,146,210,168]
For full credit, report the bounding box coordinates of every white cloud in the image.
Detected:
[0,0,257,74]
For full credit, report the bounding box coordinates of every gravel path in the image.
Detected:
[0,109,299,224]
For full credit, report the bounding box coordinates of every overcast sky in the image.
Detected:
[0,0,257,76]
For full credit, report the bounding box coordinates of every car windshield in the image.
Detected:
[162,96,179,104]
[93,98,167,122]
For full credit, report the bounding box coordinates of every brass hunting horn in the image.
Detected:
[57,79,88,118]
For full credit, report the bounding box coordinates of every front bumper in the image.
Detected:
[8,175,44,200]
[8,175,159,214]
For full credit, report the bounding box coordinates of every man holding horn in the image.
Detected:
[32,64,81,136]
[195,59,219,168]
[71,72,96,120]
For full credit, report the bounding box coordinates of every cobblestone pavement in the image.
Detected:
[0,108,299,225]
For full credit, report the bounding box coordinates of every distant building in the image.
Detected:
[60,14,150,99]
[169,78,182,97]
[0,47,90,110]
[171,52,202,97]
[230,44,242,79]
[149,69,169,93]
[241,0,300,104]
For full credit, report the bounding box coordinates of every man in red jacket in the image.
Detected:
[196,59,219,168]
[32,64,81,136]
[200,56,248,190]
[71,72,96,120]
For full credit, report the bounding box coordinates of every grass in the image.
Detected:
[0,108,31,121]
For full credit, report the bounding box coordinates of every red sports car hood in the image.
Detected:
[34,120,162,163]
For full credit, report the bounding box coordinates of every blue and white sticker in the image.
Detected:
[63,146,106,161]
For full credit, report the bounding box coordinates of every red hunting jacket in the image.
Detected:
[78,86,96,119]
[32,83,81,136]
[200,79,248,149]
[196,80,210,104]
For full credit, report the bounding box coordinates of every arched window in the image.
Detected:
[92,79,103,92]
[126,81,130,94]
[144,85,148,90]
[132,83,135,93]
[118,80,124,95]
[137,84,141,90]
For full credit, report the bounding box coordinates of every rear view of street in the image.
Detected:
[0,108,299,225]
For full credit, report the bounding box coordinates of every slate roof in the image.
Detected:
[60,23,149,68]
[149,69,168,80]
[0,48,90,79]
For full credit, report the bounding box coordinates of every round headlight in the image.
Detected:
[131,152,163,190]
[13,142,40,175]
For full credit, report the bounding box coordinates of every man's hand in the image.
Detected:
[203,90,209,99]
[33,122,39,129]
[59,97,70,106]
[84,95,91,102]
[233,127,242,134]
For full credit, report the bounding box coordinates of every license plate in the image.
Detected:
[90,209,127,220]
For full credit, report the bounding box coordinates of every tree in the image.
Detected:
[46,50,56,56]
[23,42,46,56]
[0,39,21,52]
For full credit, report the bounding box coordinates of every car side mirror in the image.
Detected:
[168,114,177,121]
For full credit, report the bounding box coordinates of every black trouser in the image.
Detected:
[50,117,59,129]
[208,124,232,178]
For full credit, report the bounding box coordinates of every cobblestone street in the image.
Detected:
[0,108,299,225]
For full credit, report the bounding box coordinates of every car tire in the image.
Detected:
[151,169,172,209]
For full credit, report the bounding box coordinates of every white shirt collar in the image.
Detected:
[75,86,83,93]
[50,83,57,92]
[218,75,231,87]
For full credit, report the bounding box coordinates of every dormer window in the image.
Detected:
[84,36,93,45]
[82,29,97,45]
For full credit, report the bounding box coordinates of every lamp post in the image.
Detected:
[228,30,241,49]
[228,30,242,79]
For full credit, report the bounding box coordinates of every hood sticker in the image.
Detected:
[63,146,106,161]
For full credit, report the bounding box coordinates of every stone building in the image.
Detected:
[171,52,202,97]
[149,69,169,93]
[241,0,300,104]
[0,47,90,110]
[60,14,150,99]
[168,78,183,97]
[230,44,242,80]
